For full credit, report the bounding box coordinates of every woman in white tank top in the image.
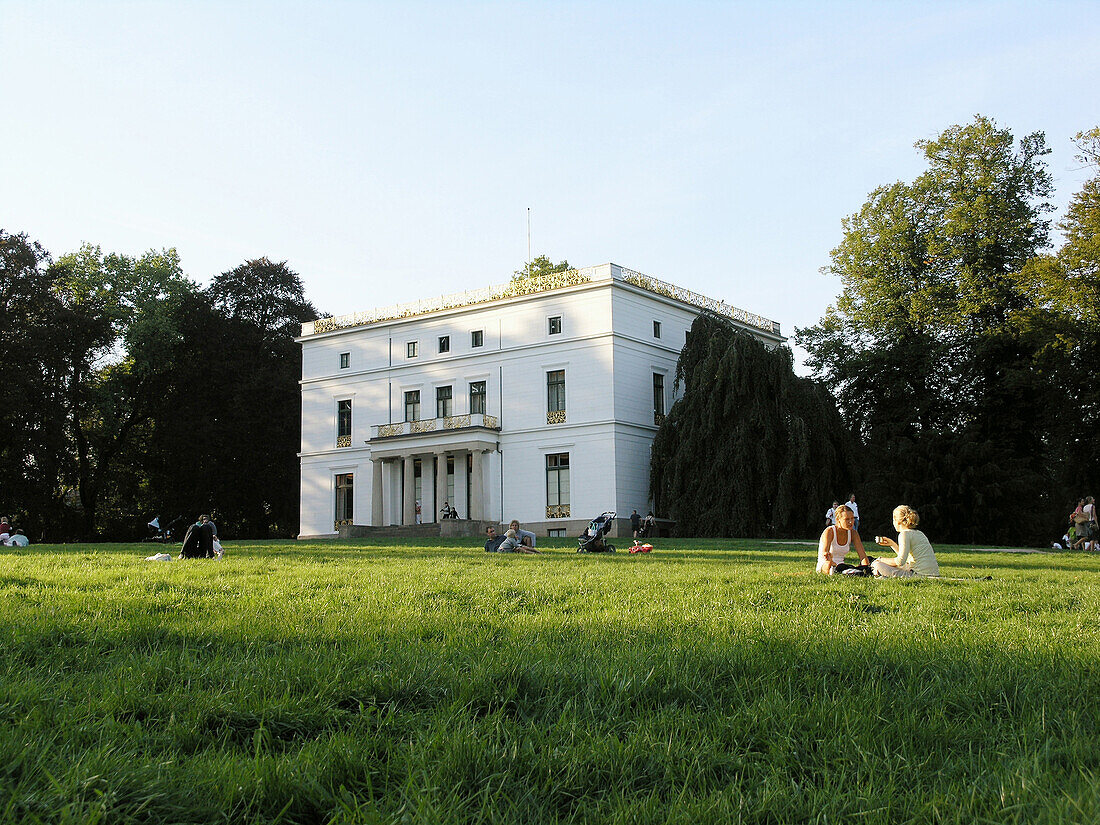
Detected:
[816,504,871,574]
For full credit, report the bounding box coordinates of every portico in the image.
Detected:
[367,414,501,526]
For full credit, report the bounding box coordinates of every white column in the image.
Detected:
[402,455,416,525]
[422,454,436,524]
[470,449,484,521]
[371,458,383,526]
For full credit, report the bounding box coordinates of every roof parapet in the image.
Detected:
[301,264,780,337]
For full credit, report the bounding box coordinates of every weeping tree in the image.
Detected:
[650,312,856,538]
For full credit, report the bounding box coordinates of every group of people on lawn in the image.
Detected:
[818,497,940,578]
[0,516,29,547]
[485,520,540,554]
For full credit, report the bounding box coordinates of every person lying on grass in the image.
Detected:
[498,528,540,554]
[484,526,539,554]
[872,505,940,578]
[816,504,871,574]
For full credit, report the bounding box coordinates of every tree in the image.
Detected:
[0,231,71,539]
[650,313,856,538]
[144,259,319,538]
[797,116,1061,542]
[47,245,196,538]
[513,255,571,280]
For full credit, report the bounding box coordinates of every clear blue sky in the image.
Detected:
[2,1,1096,367]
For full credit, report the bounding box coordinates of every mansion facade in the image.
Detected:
[297,264,783,538]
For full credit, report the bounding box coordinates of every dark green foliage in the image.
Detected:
[138,259,319,539]
[0,234,317,540]
[650,313,855,537]
[0,231,71,540]
[797,116,1087,544]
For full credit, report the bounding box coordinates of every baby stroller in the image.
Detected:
[578,511,616,553]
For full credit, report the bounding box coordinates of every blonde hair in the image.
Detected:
[893,505,920,530]
[506,529,516,539]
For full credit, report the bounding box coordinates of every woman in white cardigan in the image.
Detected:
[872,505,940,578]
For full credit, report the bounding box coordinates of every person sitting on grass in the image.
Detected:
[508,519,536,549]
[498,528,540,554]
[871,505,940,578]
[816,504,871,574]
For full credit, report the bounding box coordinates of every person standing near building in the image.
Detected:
[630,509,641,538]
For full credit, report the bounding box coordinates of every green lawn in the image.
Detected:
[2,538,1098,824]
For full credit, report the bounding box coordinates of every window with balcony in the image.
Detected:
[339,352,350,369]
[653,373,665,425]
[334,473,353,526]
[337,399,352,447]
[470,381,486,415]
[546,453,570,518]
[471,329,484,348]
[438,335,450,353]
[547,370,566,424]
[404,390,420,422]
[436,386,453,418]
[548,315,562,335]
[406,341,418,358]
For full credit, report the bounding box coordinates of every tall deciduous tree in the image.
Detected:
[650,313,856,538]
[144,258,319,538]
[797,116,1060,542]
[47,245,195,537]
[0,231,70,539]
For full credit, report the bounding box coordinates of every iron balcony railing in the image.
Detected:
[371,413,501,440]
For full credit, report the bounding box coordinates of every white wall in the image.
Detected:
[299,274,780,537]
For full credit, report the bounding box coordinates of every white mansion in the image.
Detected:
[297,264,783,539]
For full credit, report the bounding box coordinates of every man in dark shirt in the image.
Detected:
[484,525,506,553]
[630,509,641,538]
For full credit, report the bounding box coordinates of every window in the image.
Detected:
[406,341,419,358]
[404,390,420,422]
[653,373,665,425]
[547,370,565,423]
[436,386,453,418]
[470,381,486,415]
[685,330,691,344]
[335,473,353,525]
[546,453,570,518]
[547,528,566,538]
[653,320,661,338]
[471,329,483,348]
[337,399,352,442]
[339,352,350,369]
[438,335,450,353]
[548,316,562,335]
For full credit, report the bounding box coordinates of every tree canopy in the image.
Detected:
[651,313,856,538]
[0,235,318,541]
[797,116,1095,543]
